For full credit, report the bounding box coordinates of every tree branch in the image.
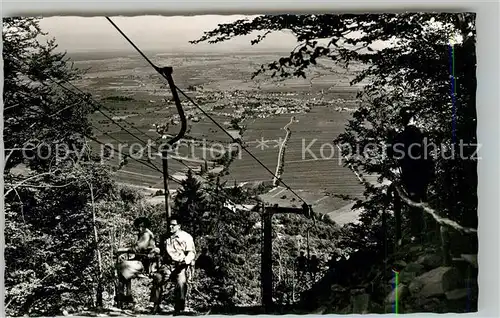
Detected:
[4,149,16,169]
[4,170,60,197]
[394,183,477,234]
[4,181,77,189]
[12,187,26,224]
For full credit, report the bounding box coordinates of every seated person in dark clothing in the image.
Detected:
[114,217,158,307]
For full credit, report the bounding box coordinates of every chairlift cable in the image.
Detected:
[105,16,309,207]
[6,52,198,177]
[5,52,186,187]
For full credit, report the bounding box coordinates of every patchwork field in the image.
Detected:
[72,51,369,206]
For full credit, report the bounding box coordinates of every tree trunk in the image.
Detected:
[89,182,103,308]
[440,225,452,266]
[393,191,402,247]
[111,226,116,303]
[292,263,295,303]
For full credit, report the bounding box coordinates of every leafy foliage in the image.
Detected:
[4,13,479,316]
[169,174,256,306]
[167,172,341,309]
[3,17,94,173]
[4,162,119,315]
[3,17,121,316]
[191,11,477,246]
[191,12,478,312]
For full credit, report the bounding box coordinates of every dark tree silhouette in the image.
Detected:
[173,169,209,237]
[191,12,478,243]
[3,18,120,315]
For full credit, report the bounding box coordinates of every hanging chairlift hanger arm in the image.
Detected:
[106,17,308,206]
[105,16,311,207]
[158,67,188,147]
[105,17,187,146]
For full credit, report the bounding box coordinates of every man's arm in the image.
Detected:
[183,233,196,264]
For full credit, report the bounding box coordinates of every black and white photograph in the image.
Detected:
[3,12,479,316]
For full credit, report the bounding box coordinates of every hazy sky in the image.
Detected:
[38,15,299,53]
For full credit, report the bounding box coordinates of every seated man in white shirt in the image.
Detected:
[150,218,196,314]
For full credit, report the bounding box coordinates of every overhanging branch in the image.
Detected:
[394,183,477,235]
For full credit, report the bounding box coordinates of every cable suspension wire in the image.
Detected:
[57,76,161,144]
[9,58,180,169]
[88,126,166,171]
[85,134,164,174]
[7,52,252,213]
[60,75,243,206]
[61,75,233,148]
[8,38,288,216]
[70,97,244,204]
[105,16,309,206]
[8,52,201,175]
[4,52,185,184]
[59,76,239,172]
[175,86,308,205]
[5,53,154,146]
[52,69,204,174]
[88,132,243,208]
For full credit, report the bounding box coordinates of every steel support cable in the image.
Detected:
[53,72,204,174]
[88,125,165,172]
[7,52,248,218]
[85,134,184,186]
[58,64,203,174]
[105,16,309,207]
[52,82,245,206]
[3,52,185,186]
[175,85,308,205]
[5,52,197,175]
